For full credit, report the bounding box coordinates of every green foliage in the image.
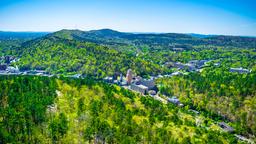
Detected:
[158,68,256,136]
[1,29,256,143]
[49,113,68,142]
[0,76,57,143]
[0,75,237,143]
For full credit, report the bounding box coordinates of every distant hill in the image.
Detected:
[0,31,49,39]
[48,29,256,49]
[15,30,165,76]
[2,29,256,52]
[188,33,214,38]
[9,28,256,75]
[0,31,50,53]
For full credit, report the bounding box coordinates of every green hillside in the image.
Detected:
[15,34,165,77]
[0,76,237,143]
[12,29,256,77]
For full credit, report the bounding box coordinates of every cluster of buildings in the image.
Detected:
[0,55,20,74]
[104,69,157,95]
[166,59,211,72]
[104,69,187,107]
[166,59,252,75]
[0,55,17,64]
[0,55,56,77]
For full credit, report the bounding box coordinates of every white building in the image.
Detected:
[6,66,19,73]
[130,84,148,95]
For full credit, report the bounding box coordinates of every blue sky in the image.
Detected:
[0,0,256,36]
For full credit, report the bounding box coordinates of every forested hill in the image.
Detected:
[0,31,49,54]
[0,31,49,39]
[15,33,165,77]
[2,29,256,56]
[10,28,256,77]
[48,29,256,49]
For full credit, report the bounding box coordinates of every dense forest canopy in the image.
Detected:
[0,76,238,143]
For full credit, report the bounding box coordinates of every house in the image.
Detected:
[167,97,180,105]
[230,67,251,74]
[130,84,148,95]
[218,122,234,133]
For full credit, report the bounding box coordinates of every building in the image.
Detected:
[132,76,142,85]
[126,69,133,85]
[230,67,251,74]
[71,74,82,78]
[172,48,184,51]
[173,62,186,69]
[188,60,210,68]
[167,96,184,106]
[141,78,155,90]
[171,71,183,76]
[218,122,234,133]
[4,56,15,64]
[130,84,148,95]
[6,66,19,73]
[235,134,253,143]
[167,97,180,105]
[173,62,197,72]
[185,64,197,72]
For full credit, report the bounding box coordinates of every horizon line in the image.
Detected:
[0,28,256,38]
